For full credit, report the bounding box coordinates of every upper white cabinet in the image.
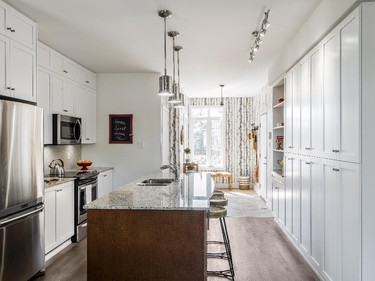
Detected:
[37,41,97,144]
[0,1,36,50]
[10,40,35,101]
[299,56,311,154]
[37,66,52,144]
[76,65,96,89]
[51,52,75,81]
[0,1,36,103]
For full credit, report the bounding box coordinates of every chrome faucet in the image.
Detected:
[160,164,179,181]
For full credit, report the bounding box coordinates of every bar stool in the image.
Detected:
[212,190,225,197]
[210,196,228,207]
[207,205,234,279]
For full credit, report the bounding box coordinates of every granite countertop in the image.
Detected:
[44,167,113,189]
[44,177,75,189]
[85,172,214,211]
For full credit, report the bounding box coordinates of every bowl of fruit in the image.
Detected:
[77,160,92,171]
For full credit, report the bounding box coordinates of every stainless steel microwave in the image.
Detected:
[52,114,82,145]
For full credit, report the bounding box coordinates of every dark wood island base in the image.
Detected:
[87,209,207,281]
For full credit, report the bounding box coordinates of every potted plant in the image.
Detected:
[184,147,191,163]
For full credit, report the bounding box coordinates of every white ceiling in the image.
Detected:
[6,0,321,97]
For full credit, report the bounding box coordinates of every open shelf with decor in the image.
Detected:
[272,79,285,176]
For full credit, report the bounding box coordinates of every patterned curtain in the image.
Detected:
[188,97,256,184]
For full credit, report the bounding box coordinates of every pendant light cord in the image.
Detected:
[164,17,167,76]
[172,37,176,83]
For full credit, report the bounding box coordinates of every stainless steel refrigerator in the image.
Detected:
[0,98,45,281]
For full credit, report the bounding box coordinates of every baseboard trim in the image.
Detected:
[45,239,72,262]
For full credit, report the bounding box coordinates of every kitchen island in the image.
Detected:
[85,172,214,281]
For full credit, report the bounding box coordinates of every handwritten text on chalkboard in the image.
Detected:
[109,114,133,144]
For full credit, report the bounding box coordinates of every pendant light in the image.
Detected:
[158,10,173,96]
[167,31,182,104]
[220,85,224,106]
[174,46,185,109]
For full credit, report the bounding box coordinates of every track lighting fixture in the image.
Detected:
[158,10,173,96]
[248,9,270,63]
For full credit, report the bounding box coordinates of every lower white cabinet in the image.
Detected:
[98,170,113,198]
[44,181,74,254]
[322,160,361,281]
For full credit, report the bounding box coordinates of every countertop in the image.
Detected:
[85,172,214,211]
[44,167,113,188]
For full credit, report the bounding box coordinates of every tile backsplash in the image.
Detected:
[44,145,81,175]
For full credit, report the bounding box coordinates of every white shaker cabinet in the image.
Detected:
[322,12,360,163]
[339,13,360,164]
[51,74,74,115]
[9,40,35,102]
[310,46,324,158]
[284,65,300,154]
[299,57,311,155]
[0,33,9,96]
[36,67,52,144]
[51,52,76,81]
[0,1,36,50]
[98,170,113,198]
[322,159,360,281]
[45,181,75,254]
[37,42,52,70]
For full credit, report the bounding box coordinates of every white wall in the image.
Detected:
[82,73,161,189]
[268,0,358,84]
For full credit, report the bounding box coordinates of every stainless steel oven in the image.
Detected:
[52,114,82,145]
[73,175,97,242]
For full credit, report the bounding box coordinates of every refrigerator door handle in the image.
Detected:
[0,205,44,227]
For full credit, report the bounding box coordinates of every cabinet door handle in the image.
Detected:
[86,138,90,140]
[288,146,293,148]
[11,29,15,32]
[305,147,311,150]
[6,87,11,90]
[103,175,107,177]
[288,158,294,160]
[274,186,279,189]
[63,70,68,73]
[332,168,340,172]
[305,162,312,165]
[63,109,68,112]
[85,80,90,84]
[332,149,340,153]
[11,88,15,91]
[6,27,11,31]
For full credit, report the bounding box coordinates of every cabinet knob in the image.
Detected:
[274,186,279,189]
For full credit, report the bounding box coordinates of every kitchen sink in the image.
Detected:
[137,178,174,186]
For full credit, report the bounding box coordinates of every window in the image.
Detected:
[190,106,224,168]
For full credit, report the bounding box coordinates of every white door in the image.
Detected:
[36,67,52,144]
[310,46,324,158]
[52,74,64,114]
[300,156,311,256]
[259,113,267,199]
[10,40,35,102]
[339,14,360,164]
[56,183,74,243]
[0,33,9,96]
[299,57,311,154]
[85,89,97,143]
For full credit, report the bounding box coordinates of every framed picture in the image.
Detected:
[109,114,133,144]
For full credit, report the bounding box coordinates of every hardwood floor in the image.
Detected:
[36,217,319,281]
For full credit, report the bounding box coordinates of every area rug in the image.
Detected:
[216,189,274,218]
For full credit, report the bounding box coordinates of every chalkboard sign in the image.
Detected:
[109,114,133,144]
